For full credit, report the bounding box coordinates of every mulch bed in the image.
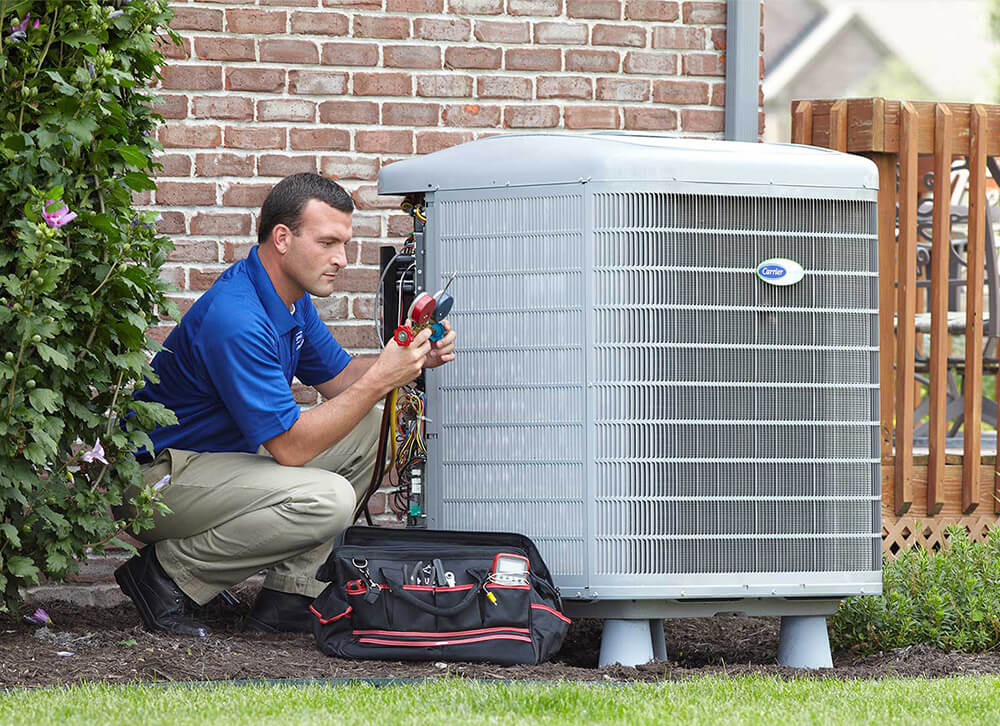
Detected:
[4,583,1000,688]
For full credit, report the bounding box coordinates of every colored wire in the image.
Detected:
[384,388,398,478]
[389,385,427,518]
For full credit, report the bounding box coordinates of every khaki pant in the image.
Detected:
[129,406,381,605]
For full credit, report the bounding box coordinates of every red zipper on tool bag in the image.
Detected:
[485,583,530,590]
[353,626,529,637]
[530,603,571,624]
[401,584,476,592]
[358,633,533,647]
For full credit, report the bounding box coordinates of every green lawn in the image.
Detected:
[2,676,999,725]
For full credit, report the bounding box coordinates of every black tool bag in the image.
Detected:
[310,527,571,665]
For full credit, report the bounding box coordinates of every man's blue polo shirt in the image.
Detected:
[134,246,351,454]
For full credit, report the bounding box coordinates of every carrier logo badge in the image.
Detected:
[756,258,804,287]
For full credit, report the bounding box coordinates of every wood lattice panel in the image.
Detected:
[882,516,998,557]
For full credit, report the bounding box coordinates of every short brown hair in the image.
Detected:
[258,173,354,244]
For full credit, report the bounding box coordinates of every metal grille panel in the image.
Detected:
[592,192,880,577]
[434,191,588,578]
[428,184,881,594]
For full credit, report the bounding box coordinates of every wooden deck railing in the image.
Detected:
[791,98,1000,552]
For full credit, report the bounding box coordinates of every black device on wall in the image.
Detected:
[379,246,416,347]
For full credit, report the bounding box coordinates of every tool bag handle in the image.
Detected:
[383,574,483,617]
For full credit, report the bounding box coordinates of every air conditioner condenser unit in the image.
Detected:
[378,133,881,668]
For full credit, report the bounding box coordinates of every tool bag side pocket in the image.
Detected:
[528,593,572,663]
[481,581,532,631]
[310,584,354,658]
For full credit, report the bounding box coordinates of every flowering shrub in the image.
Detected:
[0,1,179,611]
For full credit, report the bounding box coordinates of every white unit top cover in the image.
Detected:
[377,132,879,194]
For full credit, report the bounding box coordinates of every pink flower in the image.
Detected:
[8,13,36,41]
[42,201,77,229]
[81,439,108,465]
[150,474,170,501]
[24,607,51,625]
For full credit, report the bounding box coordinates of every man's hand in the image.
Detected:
[424,319,456,369]
[365,326,433,395]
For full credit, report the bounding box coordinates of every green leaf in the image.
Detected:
[65,116,99,143]
[34,126,61,150]
[22,443,47,466]
[123,310,149,332]
[42,70,76,96]
[62,30,103,48]
[108,537,139,556]
[122,172,157,192]
[128,431,156,455]
[118,145,149,168]
[28,427,58,456]
[36,414,64,443]
[28,388,61,414]
[45,551,69,573]
[36,505,69,531]
[6,556,39,580]
[0,523,20,548]
[2,132,28,152]
[36,343,70,369]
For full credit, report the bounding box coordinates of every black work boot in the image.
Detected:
[245,588,315,633]
[114,546,210,638]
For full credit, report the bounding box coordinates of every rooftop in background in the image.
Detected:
[763,0,999,142]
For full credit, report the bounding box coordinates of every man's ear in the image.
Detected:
[271,224,292,254]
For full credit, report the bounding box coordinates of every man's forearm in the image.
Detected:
[314,355,377,400]
[264,370,386,466]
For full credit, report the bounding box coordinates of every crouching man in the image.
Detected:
[115,173,455,636]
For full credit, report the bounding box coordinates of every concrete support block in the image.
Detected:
[777,615,833,669]
[599,619,654,667]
